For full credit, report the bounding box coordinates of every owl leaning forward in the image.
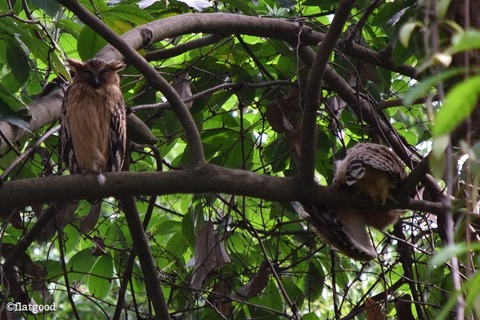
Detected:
[300,143,407,261]
[60,58,127,181]
[334,142,407,230]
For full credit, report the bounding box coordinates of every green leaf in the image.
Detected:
[399,21,421,47]
[66,249,100,283]
[403,68,463,106]
[104,5,154,25]
[105,18,133,36]
[433,75,480,137]
[221,0,257,15]
[29,0,62,16]
[166,231,189,258]
[131,261,146,293]
[78,0,109,13]
[0,84,26,110]
[281,277,304,308]
[77,26,108,60]
[6,43,29,85]
[438,0,453,19]
[55,19,83,38]
[431,242,480,268]
[182,210,195,248]
[464,271,480,316]
[43,260,63,281]
[88,255,114,299]
[63,224,81,254]
[302,313,321,320]
[304,260,325,301]
[449,30,480,54]
[429,135,448,179]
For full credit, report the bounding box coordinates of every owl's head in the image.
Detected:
[66,58,126,89]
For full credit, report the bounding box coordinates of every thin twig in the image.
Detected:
[0,125,60,181]
[145,34,226,61]
[131,80,294,112]
[344,0,383,44]
[58,228,81,320]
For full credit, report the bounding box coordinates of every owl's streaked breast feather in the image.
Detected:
[60,58,126,177]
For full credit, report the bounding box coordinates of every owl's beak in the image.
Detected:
[90,76,100,88]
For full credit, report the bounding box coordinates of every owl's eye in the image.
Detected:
[100,69,110,74]
[82,69,94,75]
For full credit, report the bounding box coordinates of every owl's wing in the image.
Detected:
[107,97,127,172]
[60,88,81,174]
[296,202,377,261]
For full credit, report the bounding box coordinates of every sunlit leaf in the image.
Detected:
[449,30,480,54]
[77,26,108,60]
[399,21,421,47]
[403,68,463,106]
[433,75,480,137]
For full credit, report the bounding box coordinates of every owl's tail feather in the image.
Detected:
[294,202,377,262]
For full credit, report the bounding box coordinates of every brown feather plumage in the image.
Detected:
[299,143,407,261]
[333,142,407,230]
[61,58,126,177]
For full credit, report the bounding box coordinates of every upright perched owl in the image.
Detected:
[299,143,407,261]
[60,58,127,180]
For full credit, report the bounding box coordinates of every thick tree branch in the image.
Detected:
[0,164,450,216]
[96,13,419,79]
[0,88,63,151]
[298,0,355,188]
[56,0,205,165]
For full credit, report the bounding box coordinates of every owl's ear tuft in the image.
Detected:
[65,58,86,71]
[107,61,126,72]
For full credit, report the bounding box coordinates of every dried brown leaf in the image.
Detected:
[191,221,216,289]
[235,261,270,299]
[365,298,386,320]
[265,101,286,132]
[80,202,101,234]
[266,87,302,134]
[208,280,232,318]
[37,201,79,243]
[395,294,415,320]
[214,233,231,267]
[172,70,192,109]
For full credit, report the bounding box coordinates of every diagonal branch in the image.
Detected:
[297,0,355,188]
[56,0,205,165]
[119,196,171,320]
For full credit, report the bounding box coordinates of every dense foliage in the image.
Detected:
[1,0,480,319]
